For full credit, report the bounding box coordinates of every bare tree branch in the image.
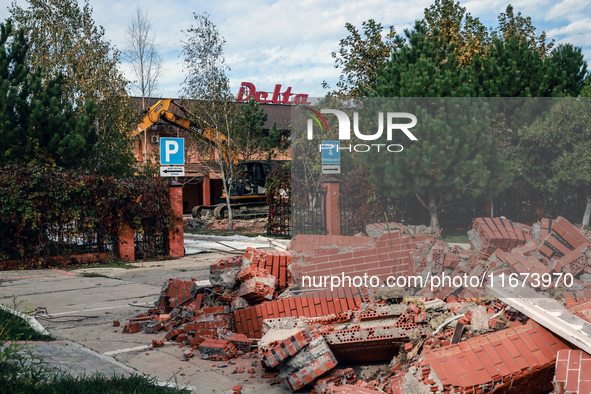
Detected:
[126,5,162,109]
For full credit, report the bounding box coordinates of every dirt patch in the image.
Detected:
[185,218,267,236]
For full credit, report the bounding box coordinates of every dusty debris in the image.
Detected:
[120,216,591,393]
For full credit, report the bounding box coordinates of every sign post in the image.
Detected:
[160,137,185,177]
[321,140,341,174]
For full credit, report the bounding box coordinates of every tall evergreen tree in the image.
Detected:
[234,98,285,162]
[0,20,96,169]
[518,99,591,226]
[10,0,136,176]
[362,17,512,229]
[353,2,588,229]
[549,44,588,97]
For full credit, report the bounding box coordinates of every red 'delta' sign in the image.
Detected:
[236,82,311,105]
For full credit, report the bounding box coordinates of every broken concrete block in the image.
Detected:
[156,278,195,313]
[210,256,242,289]
[199,338,238,361]
[230,296,249,311]
[144,321,164,334]
[259,328,313,368]
[279,336,338,392]
[423,299,445,311]
[238,276,276,303]
[468,305,488,334]
[313,368,355,394]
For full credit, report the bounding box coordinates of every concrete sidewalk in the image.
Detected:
[0,254,291,393]
[11,340,135,377]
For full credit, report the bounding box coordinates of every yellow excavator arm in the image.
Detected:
[135,98,237,164]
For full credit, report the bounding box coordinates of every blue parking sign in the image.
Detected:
[160,138,184,165]
[321,141,340,164]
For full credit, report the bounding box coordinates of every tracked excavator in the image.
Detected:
[135,98,271,219]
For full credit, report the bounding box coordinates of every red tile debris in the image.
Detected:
[199,338,239,361]
[260,328,313,368]
[293,231,434,286]
[234,287,368,339]
[418,320,571,393]
[119,218,591,393]
[470,217,530,259]
[313,368,355,393]
[156,278,197,312]
[554,349,591,394]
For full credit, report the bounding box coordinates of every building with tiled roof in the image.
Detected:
[129,96,291,213]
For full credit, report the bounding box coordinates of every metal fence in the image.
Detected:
[45,220,114,256]
[267,189,327,237]
[292,189,327,236]
[134,230,168,260]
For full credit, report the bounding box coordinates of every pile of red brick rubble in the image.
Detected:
[121,216,591,393]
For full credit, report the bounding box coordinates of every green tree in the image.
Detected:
[364,6,517,229]
[519,99,591,226]
[323,19,398,97]
[181,11,239,229]
[0,21,96,169]
[10,0,137,176]
[549,44,588,97]
[338,1,589,229]
[423,0,489,66]
[234,98,286,162]
[374,21,473,97]
[494,5,553,58]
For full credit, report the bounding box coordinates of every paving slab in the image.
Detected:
[9,340,136,378]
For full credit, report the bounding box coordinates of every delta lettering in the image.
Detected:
[236,82,311,105]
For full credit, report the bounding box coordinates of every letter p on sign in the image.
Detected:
[160,137,184,165]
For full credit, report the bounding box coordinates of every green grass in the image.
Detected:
[0,304,185,394]
[439,232,469,243]
[80,272,112,279]
[4,374,187,394]
[65,259,136,271]
[0,308,54,341]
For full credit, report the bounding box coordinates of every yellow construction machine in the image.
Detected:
[135,99,271,219]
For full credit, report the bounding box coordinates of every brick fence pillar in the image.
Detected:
[323,178,341,236]
[118,221,135,261]
[202,175,211,206]
[169,181,185,258]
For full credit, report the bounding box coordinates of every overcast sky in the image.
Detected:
[1,0,590,99]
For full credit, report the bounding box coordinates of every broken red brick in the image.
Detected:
[122,322,140,334]
[260,328,313,368]
[226,333,251,353]
[418,320,570,393]
[313,368,355,393]
[199,338,238,361]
